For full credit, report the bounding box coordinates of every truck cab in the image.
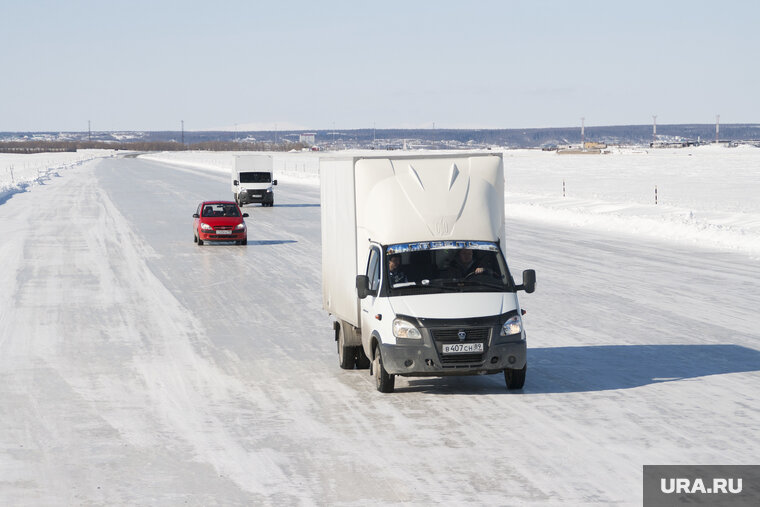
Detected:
[356,240,534,392]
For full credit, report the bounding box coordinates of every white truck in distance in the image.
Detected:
[320,152,536,393]
[232,154,277,207]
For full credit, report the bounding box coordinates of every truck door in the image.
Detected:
[360,245,382,346]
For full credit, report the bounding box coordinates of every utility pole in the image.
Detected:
[580,117,585,150]
[652,115,657,146]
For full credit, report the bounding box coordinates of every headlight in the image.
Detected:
[393,318,421,339]
[501,315,523,336]
[200,223,213,230]
[234,223,246,230]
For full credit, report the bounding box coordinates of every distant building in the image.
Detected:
[299,133,316,145]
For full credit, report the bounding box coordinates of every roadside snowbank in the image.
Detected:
[0,150,116,203]
[140,145,760,256]
[139,151,320,185]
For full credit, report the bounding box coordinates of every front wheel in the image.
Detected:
[504,364,526,390]
[373,347,395,393]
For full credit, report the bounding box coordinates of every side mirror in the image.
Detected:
[273,179,278,186]
[192,213,199,218]
[242,213,249,218]
[233,180,239,186]
[356,275,370,299]
[519,269,536,294]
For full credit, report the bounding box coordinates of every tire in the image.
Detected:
[241,238,247,245]
[504,364,526,390]
[193,234,197,243]
[197,235,204,246]
[373,347,395,393]
[355,347,371,369]
[337,325,356,370]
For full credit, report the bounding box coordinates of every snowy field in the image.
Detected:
[0,146,759,505]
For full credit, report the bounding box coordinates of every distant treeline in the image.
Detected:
[0,140,309,154]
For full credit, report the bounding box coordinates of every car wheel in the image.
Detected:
[504,364,526,390]
[193,234,197,243]
[197,235,204,246]
[337,325,355,370]
[241,238,247,245]
[373,346,395,393]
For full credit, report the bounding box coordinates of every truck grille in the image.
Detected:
[431,327,490,342]
[430,327,490,368]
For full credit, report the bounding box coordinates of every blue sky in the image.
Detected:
[1,0,757,131]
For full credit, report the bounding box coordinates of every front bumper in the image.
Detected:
[199,231,246,242]
[239,190,273,204]
[378,324,527,376]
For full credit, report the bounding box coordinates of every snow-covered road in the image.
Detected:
[1,155,758,505]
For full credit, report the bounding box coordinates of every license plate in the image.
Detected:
[251,194,262,198]
[216,230,232,235]
[442,342,484,354]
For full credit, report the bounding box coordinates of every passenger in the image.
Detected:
[203,206,214,217]
[447,248,486,279]
[387,254,408,285]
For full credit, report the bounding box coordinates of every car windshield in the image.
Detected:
[384,241,515,295]
[202,203,240,217]
[239,172,272,183]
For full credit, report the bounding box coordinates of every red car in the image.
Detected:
[193,201,249,245]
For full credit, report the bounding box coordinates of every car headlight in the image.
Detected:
[200,223,213,230]
[234,223,246,230]
[393,318,421,339]
[501,315,523,336]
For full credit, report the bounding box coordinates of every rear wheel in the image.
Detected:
[373,347,395,393]
[504,364,526,390]
[337,325,356,370]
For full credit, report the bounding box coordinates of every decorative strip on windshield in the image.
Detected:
[386,240,499,254]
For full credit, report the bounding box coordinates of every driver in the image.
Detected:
[387,254,408,284]
[447,248,486,279]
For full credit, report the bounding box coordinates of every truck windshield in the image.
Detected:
[384,241,515,295]
[239,172,272,183]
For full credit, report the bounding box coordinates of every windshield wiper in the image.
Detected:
[416,281,462,292]
[459,280,509,291]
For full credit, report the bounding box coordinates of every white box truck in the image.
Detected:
[320,152,536,393]
[232,155,277,207]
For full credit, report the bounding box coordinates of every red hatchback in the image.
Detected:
[193,201,249,245]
